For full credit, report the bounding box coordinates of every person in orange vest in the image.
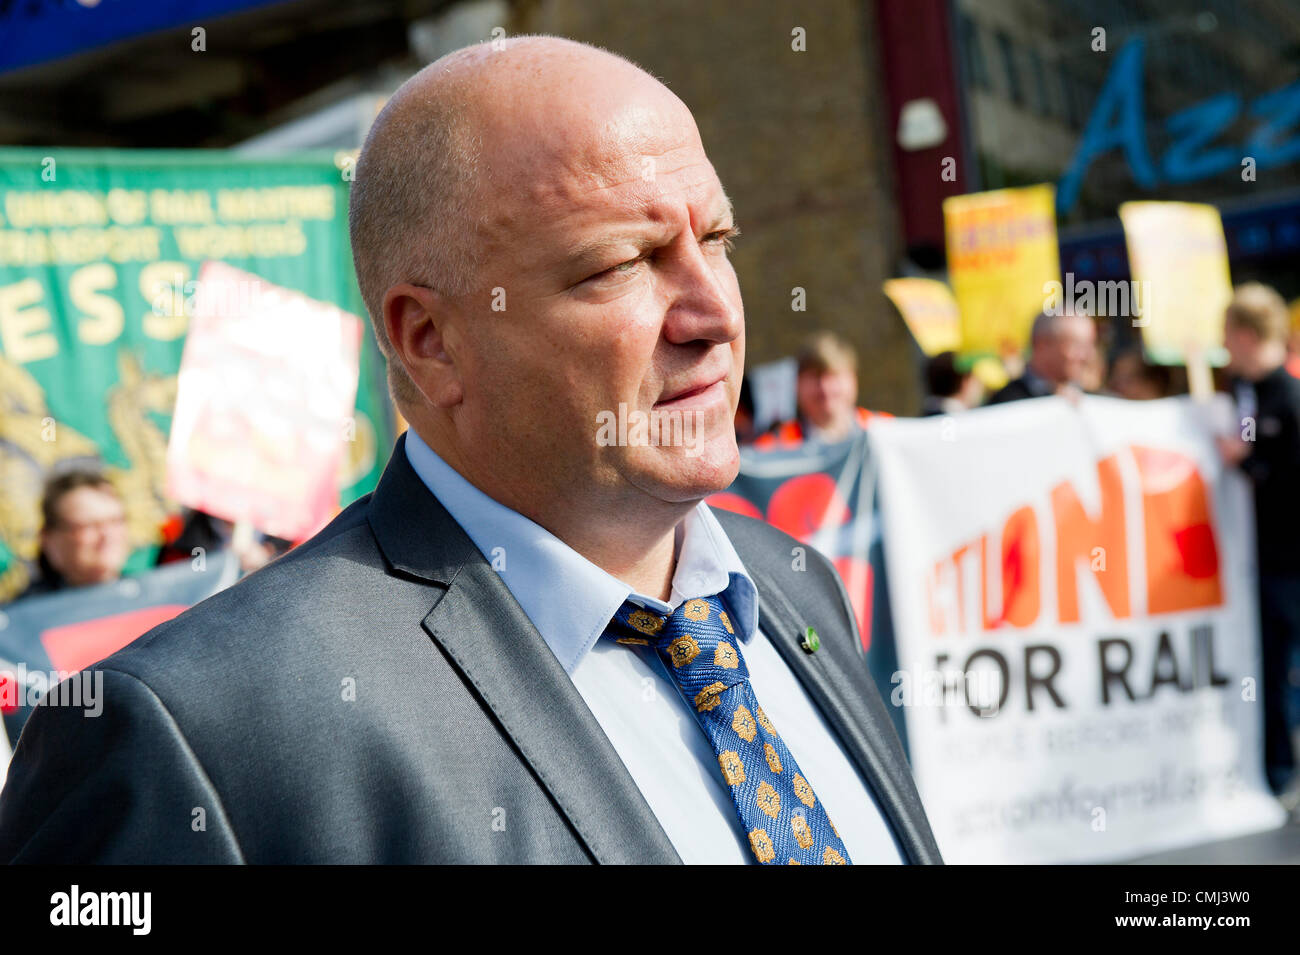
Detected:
[754,331,892,450]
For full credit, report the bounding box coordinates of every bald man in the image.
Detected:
[0,37,940,865]
[987,309,1097,404]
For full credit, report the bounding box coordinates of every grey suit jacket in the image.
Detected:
[0,435,942,864]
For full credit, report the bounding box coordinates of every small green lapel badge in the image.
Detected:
[800,625,820,653]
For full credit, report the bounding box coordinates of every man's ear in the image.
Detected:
[382,283,465,408]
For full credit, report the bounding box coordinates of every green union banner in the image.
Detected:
[0,148,392,602]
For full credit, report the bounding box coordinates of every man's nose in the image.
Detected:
[659,238,742,346]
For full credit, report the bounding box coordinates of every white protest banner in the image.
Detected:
[869,396,1286,863]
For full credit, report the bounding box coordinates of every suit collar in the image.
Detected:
[367,434,681,864]
[368,432,478,586]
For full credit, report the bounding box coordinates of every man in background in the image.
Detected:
[1216,282,1300,799]
[754,331,891,449]
[15,468,128,601]
[987,309,1096,405]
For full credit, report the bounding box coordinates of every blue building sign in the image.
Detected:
[1059,38,1300,215]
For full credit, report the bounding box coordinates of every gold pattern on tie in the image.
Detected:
[604,594,853,865]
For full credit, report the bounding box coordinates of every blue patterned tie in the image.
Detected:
[604,593,852,865]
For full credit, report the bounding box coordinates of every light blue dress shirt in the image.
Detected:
[404,429,904,864]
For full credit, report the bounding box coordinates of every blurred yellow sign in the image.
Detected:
[970,356,1009,392]
[883,278,961,355]
[943,184,1060,356]
[1119,201,1232,366]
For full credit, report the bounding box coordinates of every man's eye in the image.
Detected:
[703,227,740,252]
[586,256,646,282]
[582,229,738,285]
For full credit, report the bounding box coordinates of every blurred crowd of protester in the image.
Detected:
[738,285,1300,802]
[10,469,289,604]
[733,310,1207,454]
[735,282,1300,449]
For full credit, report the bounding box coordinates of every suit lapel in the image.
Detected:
[745,557,928,864]
[423,567,681,864]
[369,435,679,865]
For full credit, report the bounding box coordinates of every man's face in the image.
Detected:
[1037,314,1095,386]
[42,485,129,587]
[444,89,744,516]
[1224,321,1259,376]
[796,366,857,428]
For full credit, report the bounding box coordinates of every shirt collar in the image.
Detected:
[403,429,759,674]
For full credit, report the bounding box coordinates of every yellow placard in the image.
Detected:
[943,184,1060,356]
[883,278,962,356]
[970,356,1009,392]
[1118,201,1232,366]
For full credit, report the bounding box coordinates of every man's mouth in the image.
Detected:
[656,374,728,407]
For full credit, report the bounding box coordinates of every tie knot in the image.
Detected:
[606,593,749,698]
